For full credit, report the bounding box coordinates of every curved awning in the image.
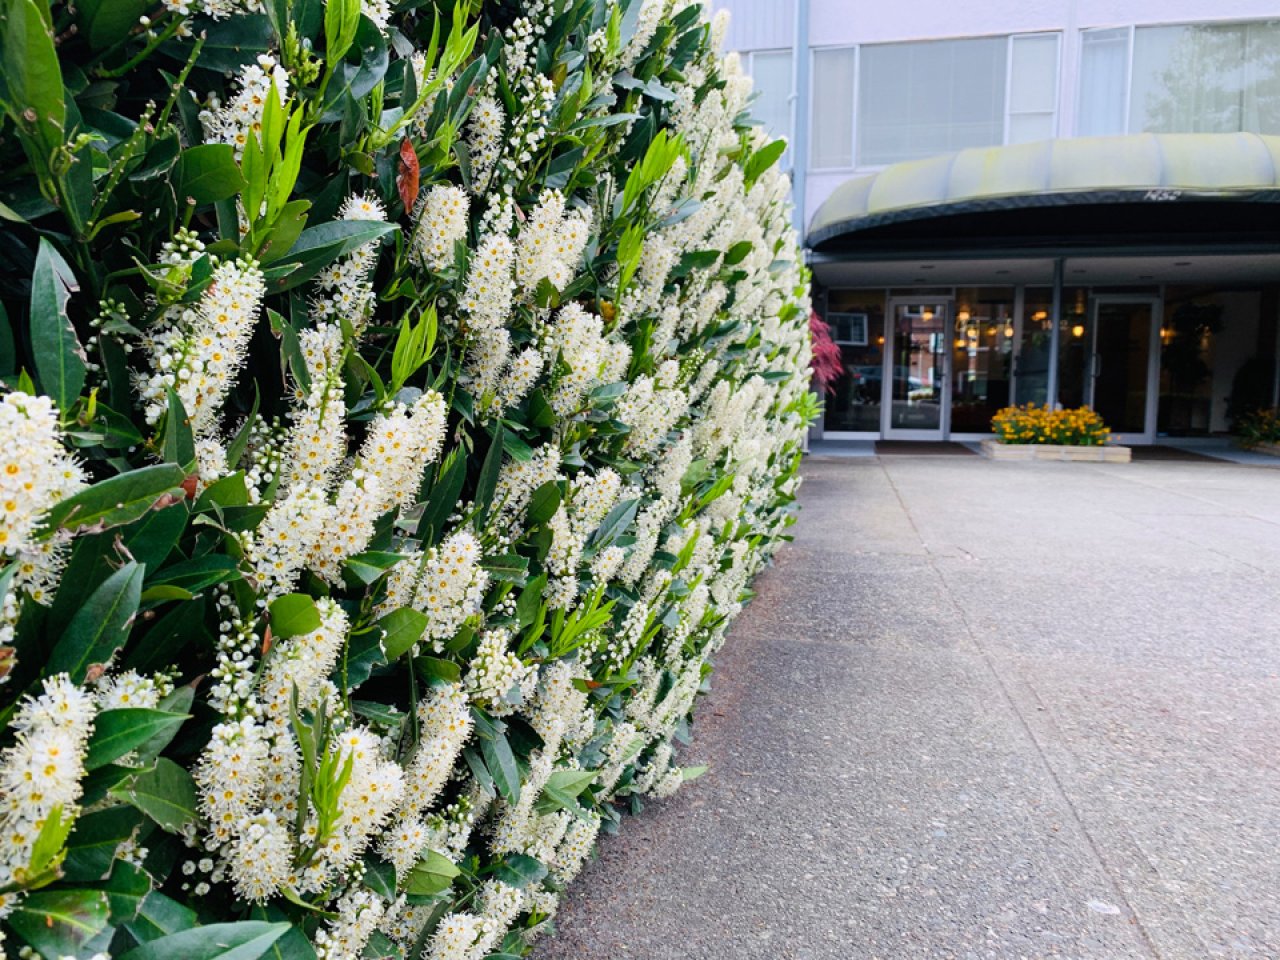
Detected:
[807,133,1280,254]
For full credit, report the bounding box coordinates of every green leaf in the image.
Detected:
[268,220,397,292]
[124,892,197,944]
[526,481,562,525]
[9,889,109,959]
[123,503,186,571]
[361,856,397,900]
[491,853,548,889]
[344,628,386,689]
[479,731,521,805]
[403,849,459,897]
[587,498,639,547]
[163,389,196,471]
[377,607,428,661]
[480,553,528,583]
[45,560,144,683]
[724,240,753,266]
[194,15,275,72]
[84,708,188,771]
[343,550,405,586]
[744,138,786,190]
[171,143,247,205]
[415,448,466,544]
[45,464,187,535]
[62,805,145,881]
[102,859,152,925]
[117,920,292,960]
[269,593,321,638]
[23,803,73,888]
[247,907,317,960]
[535,769,597,818]
[413,655,461,685]
[474,423,505,524]
[113,758,198,833]
[0,0,65,171]
[29,238,85,412]
[76,0,149,49]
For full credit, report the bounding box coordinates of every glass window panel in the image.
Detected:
[1078,28,1128,136]
[1010,35,1058,114]
[1243,22,1280,132]
[950,289,1015,433]
[746,50,793,159]
[811,48,856,168]
[1130,21,1280,135]
[858,37,1006,166]
[1009,112,1054,144]
[822,291,886,432]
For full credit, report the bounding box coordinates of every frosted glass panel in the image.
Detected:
[811,47,856,168]
[858,37,1006,166]
[1078,28,1128,136]
[1130,21,1280,134]
[1010,35,1058,114]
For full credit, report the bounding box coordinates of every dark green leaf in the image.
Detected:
[343,628,386,689]
[479,731,520,805]
[269,220,397,292]
[9,889,109,959]
[77,0,149,48]
[102,859,151,925]
[29,237,85,412]
[112,758,198,833]
[45,464,187,535]
[403,849,459,897]
[62,805,145,881]
[474,423,505,524]
[378,607,428,661]
[117,920,291,960]
[84,708,188,770]
[172,144,247,205]
[413,656,461,684]
[162,389,196,470]
[124,892,197,944]
[45,560,144,683]
[526,481,561,525]
[491,853,548,889]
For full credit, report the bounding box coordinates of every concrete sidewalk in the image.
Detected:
[536,455,1280,960]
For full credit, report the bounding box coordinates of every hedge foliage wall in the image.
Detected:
[0,0,813,957]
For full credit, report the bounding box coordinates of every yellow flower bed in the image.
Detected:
[991,403,1111,446]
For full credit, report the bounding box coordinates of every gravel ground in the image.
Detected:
[534,454,1280,960]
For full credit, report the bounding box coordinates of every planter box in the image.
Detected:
[980,439,1131,463]
[1254,441,1280,458]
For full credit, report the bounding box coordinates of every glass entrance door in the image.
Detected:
[1088,297,1160,443]
[885,300,950,439]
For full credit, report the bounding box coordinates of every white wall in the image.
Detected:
[805,0,1280,46]
[711,0,1280,231]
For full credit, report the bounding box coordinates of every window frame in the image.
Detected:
[809,31,1066,175]
[1004,32,1063,144]
[807,44,860,173]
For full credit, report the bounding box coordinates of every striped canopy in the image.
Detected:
[807,133,1280,251]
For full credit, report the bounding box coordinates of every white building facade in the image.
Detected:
[713,1,1280,441]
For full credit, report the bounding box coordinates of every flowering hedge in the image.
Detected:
[991,404,1110,446]
[0,0,812,957]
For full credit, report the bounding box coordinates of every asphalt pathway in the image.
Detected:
[536,454,1280,960]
